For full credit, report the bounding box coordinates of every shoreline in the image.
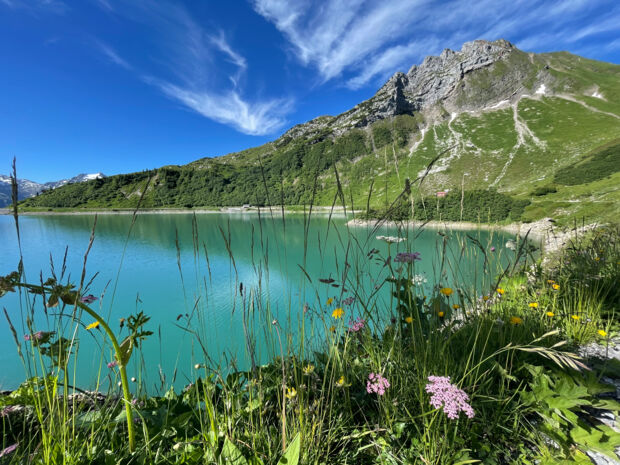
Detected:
[0,206,352,216]
[347,217,597,257]
[1,207,596,258]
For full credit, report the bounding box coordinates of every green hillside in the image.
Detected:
[20,49,620,225]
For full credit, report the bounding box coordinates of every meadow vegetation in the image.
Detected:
[2,171,620,464]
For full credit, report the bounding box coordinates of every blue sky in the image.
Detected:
[1,0,619,183]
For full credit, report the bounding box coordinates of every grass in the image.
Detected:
[2,164,620,464]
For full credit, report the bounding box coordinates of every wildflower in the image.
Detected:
[367,373,390,396]
[332,308,344,319]
[510,316,523,325]
[528,302,538,308]
[80,294,98,304]
[194,363,201,369]
[547,279,555,284]
[546,311,555,317]
[482,295,490,302]
[452,304,460,310]
[285,387,297,399]
[85,321,100,330]
[131,377,137,383]
[342,296,355,306]
[490,246,496,252]
[394,252,421,263]
[335,376,345,387]
[326,297,333,306]
[107,361,118,369]
[552,283,560,290]
[348,317,366,332]
[496,288,505,295]
[571,315,580,321]
[440,288,453,297]
[598,329,608,338]
[0,443,18,458]
[438,311,445,318]
[303,364,315,375]
[329,325,336,333]
[411,274,428,286]
[405,316,413,324]
[425,376,474,420]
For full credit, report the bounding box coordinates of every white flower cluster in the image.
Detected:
[376,235,406,243]
[411,274,428,286]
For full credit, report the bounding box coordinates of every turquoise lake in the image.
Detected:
[0,213,515,393]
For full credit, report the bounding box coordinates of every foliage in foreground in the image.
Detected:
[1,221,620,464]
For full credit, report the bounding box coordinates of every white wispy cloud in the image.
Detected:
[156,82,292,136]
[0,0,68,13]
[93,0,293,136]
[95,40,132,70]
[253,0,620,88]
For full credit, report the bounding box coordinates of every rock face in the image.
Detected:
[285,39,550,139]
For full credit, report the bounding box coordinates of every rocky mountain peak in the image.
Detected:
[280,38,547,140]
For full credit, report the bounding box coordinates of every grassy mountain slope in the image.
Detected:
[20,43,620,225]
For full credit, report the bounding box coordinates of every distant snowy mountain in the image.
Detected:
[0,173,106,207]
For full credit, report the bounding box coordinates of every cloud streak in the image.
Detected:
[253,0,620,88]
[93,0,292,136]
[156,82,292,136]
[95,41,132,70]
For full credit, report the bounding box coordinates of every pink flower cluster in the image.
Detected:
[425,375,475,420]
[80,294,98,304]
[348,317,366,332]
[394,252,422,263]
[366,373,390,396]
[23,331,54,342]
[107,360,118,369]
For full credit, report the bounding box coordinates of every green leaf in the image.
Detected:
[118,336,133,366]
[278,433,300,465]
[571,425,620,459]
[221,437,248,465]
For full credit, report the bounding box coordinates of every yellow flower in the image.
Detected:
[496,288,505,295]
[85,321,100,330]
[326,297,333,305]
[547,279,555,284]
[598,329,607,338]
[482,295,490,302]
[552,283,560,290]
[440,288,453,297]
[571,315,580,320]
[510,316,523,325]
[528,302,538,308]
[546,311,555,317]
[438,311,445,318]
[452,304,460,310]
[594,257,600,262]
[405,316,413,324]
[329,325,336,333]
[285,387,297,399]
[303,364,315,375]
[336,376,345,387]
[332,308,344,319]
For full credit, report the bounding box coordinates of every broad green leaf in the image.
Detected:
[571,425,620,459]
[278,433,300,465]
[222,437,248,465]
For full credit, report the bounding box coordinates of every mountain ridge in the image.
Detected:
[0,173,106,207]
[18,39,620,225]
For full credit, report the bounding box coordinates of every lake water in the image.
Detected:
[0,212,514,393]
